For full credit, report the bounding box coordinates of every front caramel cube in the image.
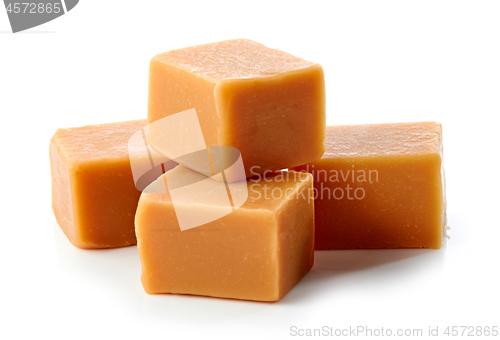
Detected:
[135,166,314,301]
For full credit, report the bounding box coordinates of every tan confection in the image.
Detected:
[50,119,176,249]
[293,122,446,249]
[148,38,326,178]
[135,166,314,301]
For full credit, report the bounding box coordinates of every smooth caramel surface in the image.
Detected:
[50,120,173,249]
[293,122,446,249]
[135,168,314,301]
[148,39,326,178]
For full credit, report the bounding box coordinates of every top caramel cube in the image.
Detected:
[148,39,326,177]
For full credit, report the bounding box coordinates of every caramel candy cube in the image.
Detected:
[148,38,326,177]
[135,166,314,301]
[50,120,176,249]
[293,122,446,249]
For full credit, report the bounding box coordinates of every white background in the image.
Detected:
[1,1,499,339]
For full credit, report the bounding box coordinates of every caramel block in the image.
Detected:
[148,38,326,177]
[135,167,314,301]
[50,120,176,249]
[293,122,446,250]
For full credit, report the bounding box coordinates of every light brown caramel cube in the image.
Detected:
[50,120,176,249]
[148,39,326,177]
[293,122,446,249]
[135,167,314,301]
